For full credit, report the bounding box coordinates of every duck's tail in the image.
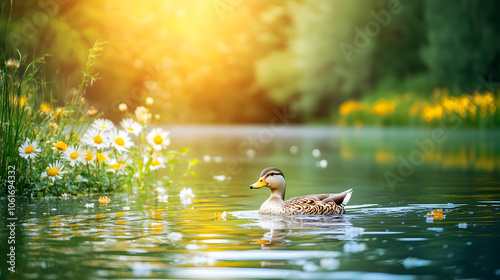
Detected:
[322,189,353,205]
[341,189,353,206]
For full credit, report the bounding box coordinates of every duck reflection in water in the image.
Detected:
[253,214,353,249]
[252,214,352,268]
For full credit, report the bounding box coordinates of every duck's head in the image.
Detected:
[250,167,286,199]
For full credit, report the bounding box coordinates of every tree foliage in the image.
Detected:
[3,0,499,123]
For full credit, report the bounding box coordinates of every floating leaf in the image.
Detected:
[98,196,111,206]
[427,209,445,220]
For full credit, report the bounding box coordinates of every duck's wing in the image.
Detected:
[282,189,352,215]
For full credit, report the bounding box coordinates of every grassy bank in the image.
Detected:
[336,88,498,128]
[1,39,196,197]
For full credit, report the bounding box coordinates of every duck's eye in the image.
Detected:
[259,179,262,182]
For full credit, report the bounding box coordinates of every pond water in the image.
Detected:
[3,126,500,279]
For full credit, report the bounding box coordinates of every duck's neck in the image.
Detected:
[269,178,286,200]
[270,188,285,200]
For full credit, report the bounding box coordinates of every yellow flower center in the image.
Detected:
[93,135,103,144]
[25,145,34,154]
[153,135,163,145]
[151,159,161,166]
[111,163,121,169]
[115,138,125,146]
[54,141,68,151]
[127,127,134,131]
[100,125,106,129]
[96,153,106,162]
[48,167,60,177]
[70,152,79,160]
[85,152,93,161]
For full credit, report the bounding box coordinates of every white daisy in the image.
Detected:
[146,128,170,151]
[95,152,110,165]
[91,118,115,131]
[120,118,143,136]
[82,128,109,150]
[179,187,196,205]
[18,138,41,159]
[107,158,124,174]
[145,154,166,171]
[110,129,134,153]
[83,151,95,164]
[63,145,85,167]
[41,161,64,182]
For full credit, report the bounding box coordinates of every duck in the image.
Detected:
[250,167,352,215]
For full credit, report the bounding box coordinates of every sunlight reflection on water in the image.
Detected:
[7,127,500,279]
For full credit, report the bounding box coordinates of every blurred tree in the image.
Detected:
[372,0,427,82]
[422,0,500,92]
[256,1,381,120]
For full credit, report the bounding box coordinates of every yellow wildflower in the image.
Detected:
[422,103,443,122]
[40,102,53,114]
[53,141,68,151]
[55,108,64,118]
[13,96,27,107]
[372,99,396,116]
[473,91,494,108]
[339,100,363,116]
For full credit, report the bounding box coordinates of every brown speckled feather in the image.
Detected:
[282,194,347,215]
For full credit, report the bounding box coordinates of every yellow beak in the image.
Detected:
[250,177,268,189]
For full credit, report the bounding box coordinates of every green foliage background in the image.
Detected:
[2,0,499,124]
